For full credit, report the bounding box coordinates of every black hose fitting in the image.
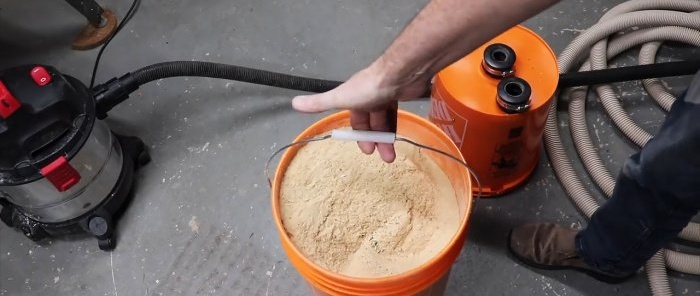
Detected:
[497,77,531,114]
[482,43,516,78]
[92,73,140,119]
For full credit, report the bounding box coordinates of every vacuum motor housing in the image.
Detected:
[429,25,559,197]
[0,65,147,250]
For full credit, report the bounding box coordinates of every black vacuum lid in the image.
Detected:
[0,65,95,185]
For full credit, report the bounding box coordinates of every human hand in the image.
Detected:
[292,63,429,163]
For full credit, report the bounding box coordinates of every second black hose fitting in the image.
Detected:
[497,77,531,114]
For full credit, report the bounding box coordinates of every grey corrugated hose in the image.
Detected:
[544,1,700,295]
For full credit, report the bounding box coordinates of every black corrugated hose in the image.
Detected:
[93,59,699,119]
[131,61,341,92]
[92,61,341,118]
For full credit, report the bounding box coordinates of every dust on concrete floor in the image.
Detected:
[1,0,699,295]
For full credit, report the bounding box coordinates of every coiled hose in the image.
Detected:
[545,1,700,295]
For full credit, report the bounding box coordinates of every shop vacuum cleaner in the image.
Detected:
[0,65,149,250]
[0,62,340,251]
[0,56,697,251]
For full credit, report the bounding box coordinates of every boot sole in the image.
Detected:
[506,229,635,284]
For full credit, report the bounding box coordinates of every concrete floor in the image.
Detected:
[1,0,699,295]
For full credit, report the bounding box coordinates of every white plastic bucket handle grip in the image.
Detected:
[330,129,396,144]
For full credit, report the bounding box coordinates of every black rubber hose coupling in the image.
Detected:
[482,43,516,78]
[496,77,531,114]
[92,73,140,119]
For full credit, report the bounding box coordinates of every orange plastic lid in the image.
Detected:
[435,25,559,115]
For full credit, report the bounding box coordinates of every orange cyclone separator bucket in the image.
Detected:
[271,110,474,296]
[429,25,559,196]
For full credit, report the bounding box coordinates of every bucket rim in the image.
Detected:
[271,109,474,294]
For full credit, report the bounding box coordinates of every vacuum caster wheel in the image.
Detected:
[19,222,48,242]
[89,216,115,251]
[98,237,115,251]
[137,151,151,166]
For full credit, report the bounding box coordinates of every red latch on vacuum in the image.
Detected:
[41,156,81,192]
[30,66,52,86]
[0,81,21,119]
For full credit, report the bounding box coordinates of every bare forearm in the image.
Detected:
[375,0,559,85]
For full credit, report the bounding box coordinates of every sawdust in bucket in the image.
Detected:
[280,137,460,278]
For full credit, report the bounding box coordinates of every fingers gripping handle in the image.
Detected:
[330,129,396,144]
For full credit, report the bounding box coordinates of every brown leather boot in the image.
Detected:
[507,223,634,284]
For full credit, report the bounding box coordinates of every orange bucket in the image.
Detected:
[271,110,474,296]
[429,25,559,196]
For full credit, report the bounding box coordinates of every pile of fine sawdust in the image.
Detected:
[280,138,460,278]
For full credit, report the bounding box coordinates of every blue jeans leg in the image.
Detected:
[575,71,700,276]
